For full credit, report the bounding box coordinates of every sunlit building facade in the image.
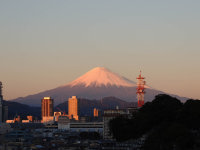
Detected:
[94,108,99,117]
[27,116,34,122]
[68,96,79,120]
[41,97,54,120]
[14,115,21,123]
[54,112,62,122]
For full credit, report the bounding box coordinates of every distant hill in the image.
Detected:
[55,96,137,116]
[3,100,41,120]
[5,97,137,119]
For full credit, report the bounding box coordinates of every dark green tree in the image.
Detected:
[109,94,200,150]
[177,99,200,129]
[109,117,132,141]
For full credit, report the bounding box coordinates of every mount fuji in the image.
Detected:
[68,67,136,88]
[12,67,185,106]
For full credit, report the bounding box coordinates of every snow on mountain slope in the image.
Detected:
[68,67,137,87]
[12,67,169,106]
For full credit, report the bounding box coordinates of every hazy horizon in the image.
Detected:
[0,1,200,100]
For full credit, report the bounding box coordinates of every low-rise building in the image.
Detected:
[103,109,129,140]
[42,116,54,125]
[54,112,62,122]
[70,122,103,134]
[27,116,34,122]
[6,120,14,123]
[0,123,12,134]
[103,107,138,140]
[22,120,30,123]
[58,115,70,130]
[58,115,103,134]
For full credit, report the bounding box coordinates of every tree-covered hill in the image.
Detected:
[109,94,200,150]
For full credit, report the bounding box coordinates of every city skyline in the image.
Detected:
[0,1,200,100]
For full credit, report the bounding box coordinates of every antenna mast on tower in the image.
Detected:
[136,71,146,107]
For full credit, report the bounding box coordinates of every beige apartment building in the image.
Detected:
[68,96,79,120]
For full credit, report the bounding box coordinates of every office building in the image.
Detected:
[0,81,8,123]
[57,115,103,133]
[103,109,128,139]
[70,122,103,133]
[41,97,54,123]
[68,96,79,120]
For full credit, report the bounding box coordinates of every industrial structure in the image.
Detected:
[136,71,146,107]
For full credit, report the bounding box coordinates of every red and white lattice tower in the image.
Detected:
[136,71,146,107]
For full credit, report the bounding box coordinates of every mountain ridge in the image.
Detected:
[11,67,186,106]
[5,97,137,119]
[55,96,137,116]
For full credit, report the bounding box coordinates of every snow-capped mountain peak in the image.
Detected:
[68,67,137,87]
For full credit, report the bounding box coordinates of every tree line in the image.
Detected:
[109,94,200,150]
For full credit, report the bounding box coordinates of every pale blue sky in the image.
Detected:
[0,0,200,100]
